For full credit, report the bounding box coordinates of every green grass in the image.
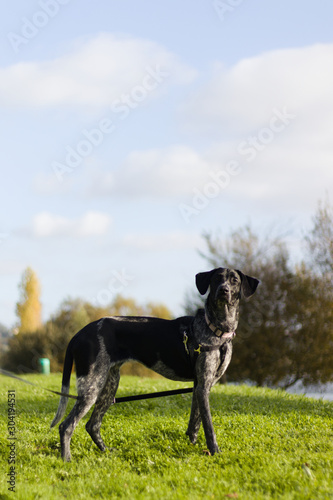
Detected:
[1,374,332,499]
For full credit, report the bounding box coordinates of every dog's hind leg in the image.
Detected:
[186,383,202,444]
[59,388,100,462]
[59,362,111,462]
[85,366,120,452]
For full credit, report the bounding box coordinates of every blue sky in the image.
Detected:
[1,0,333,327]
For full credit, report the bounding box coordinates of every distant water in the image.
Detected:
[287,382,333,401]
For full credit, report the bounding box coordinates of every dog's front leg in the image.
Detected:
[194,354,220,455]
[196,383,220,455]
[186,383,201,444]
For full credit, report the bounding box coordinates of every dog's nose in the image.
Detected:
[215,283,229,299]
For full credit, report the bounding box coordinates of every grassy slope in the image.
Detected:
[0,374,332,500]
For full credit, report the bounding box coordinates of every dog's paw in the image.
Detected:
[209,445,220,456]
[185,430,198,445]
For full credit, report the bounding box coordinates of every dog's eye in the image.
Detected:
[231,276,239,283]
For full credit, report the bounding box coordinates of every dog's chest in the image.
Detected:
[214,342,233,382]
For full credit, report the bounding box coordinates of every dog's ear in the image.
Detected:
[195,268,220,295]
[236,271,259,299]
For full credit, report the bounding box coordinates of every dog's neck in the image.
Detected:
[205,297,240,335]
[204,311,236,339]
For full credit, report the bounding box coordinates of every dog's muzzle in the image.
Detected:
[214,284,230,301]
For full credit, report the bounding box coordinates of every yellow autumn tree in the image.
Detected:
[16,267,42,333]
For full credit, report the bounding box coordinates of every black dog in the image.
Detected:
[51,268,259,461]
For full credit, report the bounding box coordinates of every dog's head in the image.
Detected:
[196,267,259,305]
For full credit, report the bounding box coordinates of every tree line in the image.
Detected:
[185,199,333,388]
[1,200,333,388]
[2,279,172,375]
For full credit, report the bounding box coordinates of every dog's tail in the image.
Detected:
[50,343,74,428]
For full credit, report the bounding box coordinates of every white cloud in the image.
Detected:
[231,146,333,210]
[30,211,111,238]
[174,43,333,215]
[87,145,213,198]
[83,44,333,206]
[83,136,332,215]
[29,42,333,216]
[0,33,196,110]
[182,43,333,139]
